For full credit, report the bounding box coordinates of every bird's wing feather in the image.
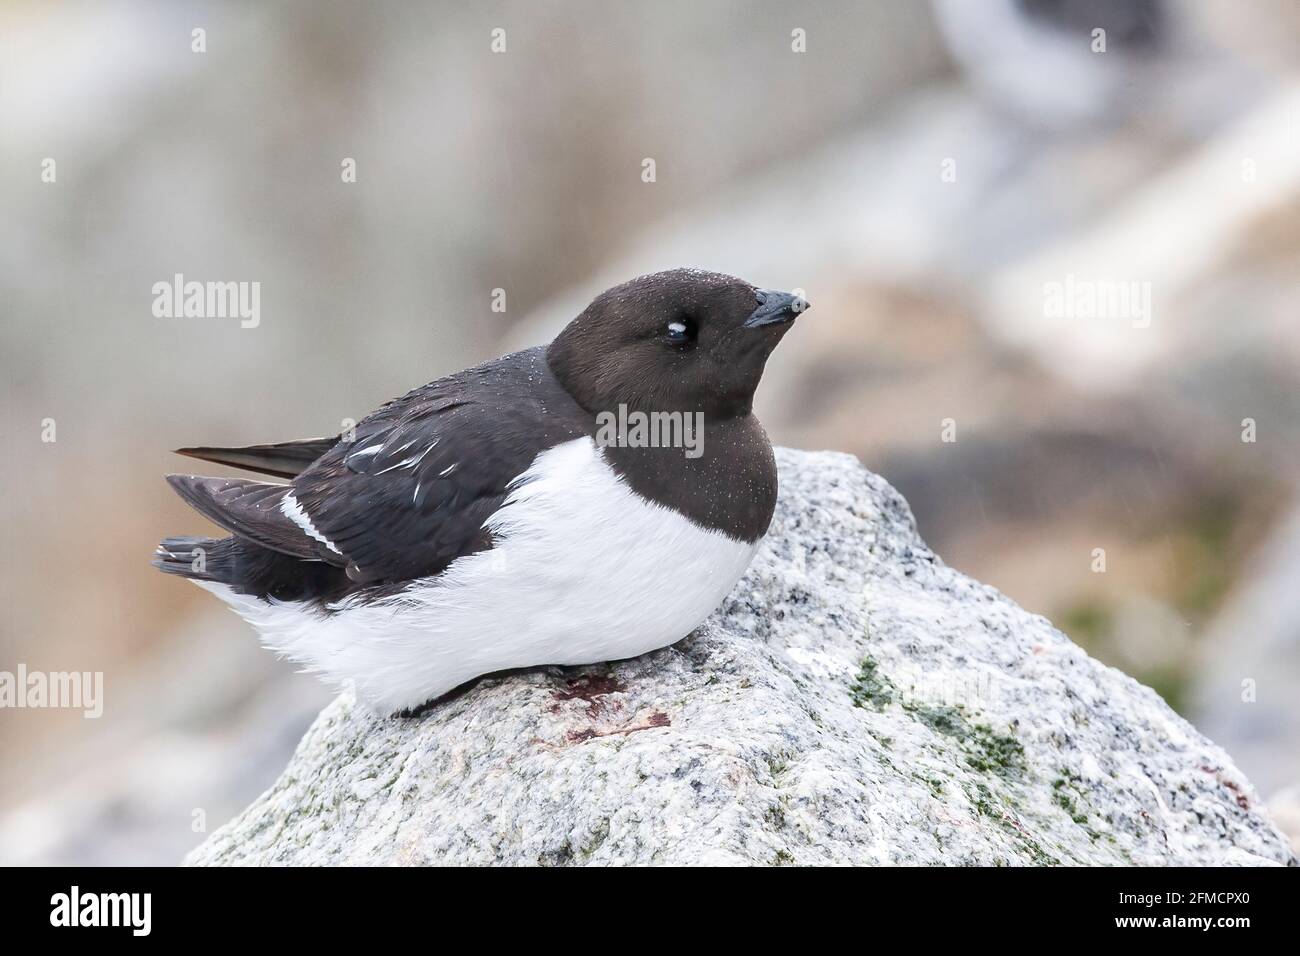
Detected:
[174,437,340,478]
[290,348,587,585]
[163,474,339,562]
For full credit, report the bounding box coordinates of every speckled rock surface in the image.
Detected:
[186,449,1296,866]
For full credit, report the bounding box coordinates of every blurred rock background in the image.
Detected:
[1,0,1297,863]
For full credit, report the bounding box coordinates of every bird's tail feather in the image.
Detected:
[152,532,350,603]
[152,535,233,583]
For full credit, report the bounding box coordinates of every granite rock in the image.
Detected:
[187,449,1295,866]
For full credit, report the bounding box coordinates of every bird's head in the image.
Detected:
[547,268,808,419]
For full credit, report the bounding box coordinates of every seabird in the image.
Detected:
[154,269,808,714]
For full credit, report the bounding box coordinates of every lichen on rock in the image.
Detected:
[186,449,1296,866]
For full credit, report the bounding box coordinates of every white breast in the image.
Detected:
[200,437,760,713]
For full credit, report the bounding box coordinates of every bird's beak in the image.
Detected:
[744,289,810,328]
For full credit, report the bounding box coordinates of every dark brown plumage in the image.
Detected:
[155,269,806,607]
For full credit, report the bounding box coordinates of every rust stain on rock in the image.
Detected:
[565,710,671,744]
[550,674,628,718]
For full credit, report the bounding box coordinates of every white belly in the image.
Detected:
[200,437,760,714]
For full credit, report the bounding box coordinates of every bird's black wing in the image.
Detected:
[174,437,340,478]
[290,347,588,586]
[164,474,324,560]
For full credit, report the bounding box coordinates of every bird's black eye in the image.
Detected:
[665,316,697,344]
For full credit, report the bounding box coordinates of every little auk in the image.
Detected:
[154,269,808,714]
